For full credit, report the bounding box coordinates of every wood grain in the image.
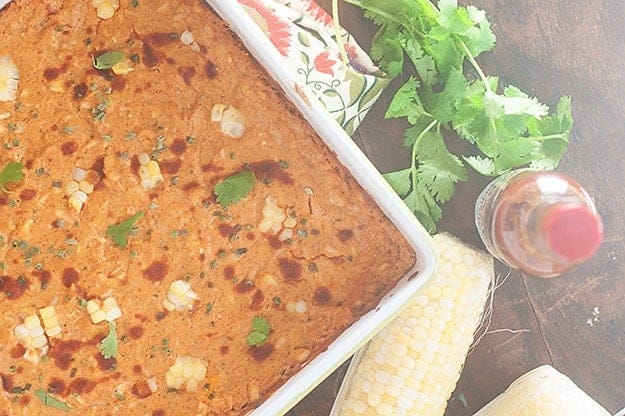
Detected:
[288,0,625,414]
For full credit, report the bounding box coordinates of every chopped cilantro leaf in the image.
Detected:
[214,171,255,208]
[99,321,118,359]
[34,389,70,411]
[106,211,144,249]
[246,316,270,346]
[0,162,24,192]
[93,51,125,70]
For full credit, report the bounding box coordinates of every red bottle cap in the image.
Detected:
[541,203,603,262]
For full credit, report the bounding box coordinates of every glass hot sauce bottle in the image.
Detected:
[475,169,603,278]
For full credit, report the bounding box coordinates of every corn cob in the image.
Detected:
[165,356,207,392]
[0,55,19,102]
[334,233,494,416]
[473,365,610,416]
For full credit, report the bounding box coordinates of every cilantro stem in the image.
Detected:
[332,0,351,65]
[410,120,439,186]
[532,133,568,141]
[458,40,491,91]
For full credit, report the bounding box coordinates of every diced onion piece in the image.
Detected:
[0,55,19,102]
[180,30,194,45]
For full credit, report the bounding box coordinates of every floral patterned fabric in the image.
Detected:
[238,0,389,135]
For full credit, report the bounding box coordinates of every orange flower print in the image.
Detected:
[305,0,333,27]
[239,0,292,56]
[314,51,337,76]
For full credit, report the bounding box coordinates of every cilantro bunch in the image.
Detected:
[337,0,573,232]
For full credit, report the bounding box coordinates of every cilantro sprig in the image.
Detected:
[0,161,24,192]
[99,321,118,359]
[106,211,144,249]
[214,171,256,208]
[34,389,70,411]
[334,0,573,232]
[246,316,271,346]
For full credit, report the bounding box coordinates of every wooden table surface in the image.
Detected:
[287,1,625,414]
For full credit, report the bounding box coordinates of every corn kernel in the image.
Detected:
[146,160,161,176]
[68,196,83,212]
[49,80,65,93]
[111,60,133,75]
[162,280,199,312]
[165,356,207,392]
[24,315,41,329]
[0,55,19,102]
[97,3,115,19]
[86,299,100,314]
[138,152,151,165]
[65,181,79,196]
[90,309,106,324]
[22,348,40,363]
[88,296,122,323]
[79,180,94,194]
[211,104,245,138]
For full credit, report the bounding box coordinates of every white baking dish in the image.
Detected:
[206,2,437,415]
[0,0,436,414]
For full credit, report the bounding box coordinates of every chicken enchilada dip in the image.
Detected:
[0,0,416,414]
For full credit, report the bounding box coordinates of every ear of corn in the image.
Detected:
[473,365,610,416]
[333,232,494,416]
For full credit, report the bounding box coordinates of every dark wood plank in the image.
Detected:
[288,0,625,414]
